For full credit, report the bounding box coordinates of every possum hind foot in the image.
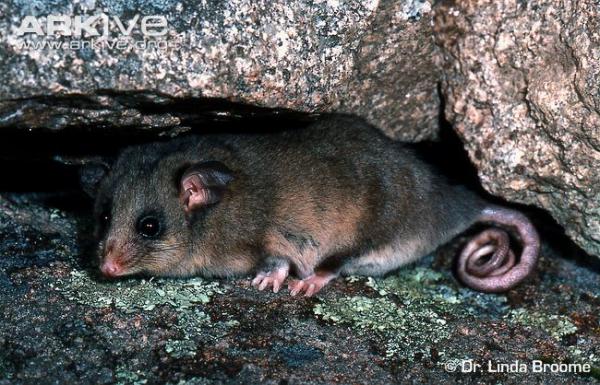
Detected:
[288,270,338,297]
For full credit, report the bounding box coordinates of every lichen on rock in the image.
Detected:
[164,339,198,359]
[314,267,471,359]
[53,269,225,312]
[115,366,148,385]
[505,308,578,341]
[315,295,451,359]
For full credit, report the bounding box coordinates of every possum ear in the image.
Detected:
[54,156,111,198]
[179,161,234,212]
[79,163,110,198]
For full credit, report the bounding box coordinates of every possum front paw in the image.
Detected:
[288,270,338,297]
[251,257,290,293]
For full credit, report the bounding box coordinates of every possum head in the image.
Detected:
[86,145,234,278]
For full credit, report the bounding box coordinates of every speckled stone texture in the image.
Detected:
[0,0,439,140]
[434,0,600,258]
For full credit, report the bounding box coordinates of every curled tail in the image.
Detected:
[457,206,540,293]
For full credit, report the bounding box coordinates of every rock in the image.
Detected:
[0,0,439,140]
[434,0,600,257]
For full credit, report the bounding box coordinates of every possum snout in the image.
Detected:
[100,258,122,277]
[99,238,134,278]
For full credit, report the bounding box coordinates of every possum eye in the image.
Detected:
[136,216,162,238]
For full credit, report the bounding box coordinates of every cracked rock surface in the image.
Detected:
[434,0,600,258]
[0,0,439,141]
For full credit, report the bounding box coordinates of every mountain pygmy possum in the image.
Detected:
[83,116,539,296]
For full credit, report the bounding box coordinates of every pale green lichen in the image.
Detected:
[316,267,469,359]
[164,309,212,358]
[50,268,241,361]
[506,309,600,379]
[52,269,225,313]
[317,267,513,360]
[0,355,13,381]
[163,308,240,359]
[505,308,578,340]
[172,307,239,338]
[363,267,509,317]
[171,378,214,385]
[165,339,198,359]
[115,366,147,385]
[176,308,213,334]
[567,346,600,368]
[314,295,450,358]
[364,267,461,304]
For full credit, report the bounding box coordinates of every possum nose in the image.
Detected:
[100,259,122,277]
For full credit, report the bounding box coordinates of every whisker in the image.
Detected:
[148,242,193,252]
[149,246,190,253]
